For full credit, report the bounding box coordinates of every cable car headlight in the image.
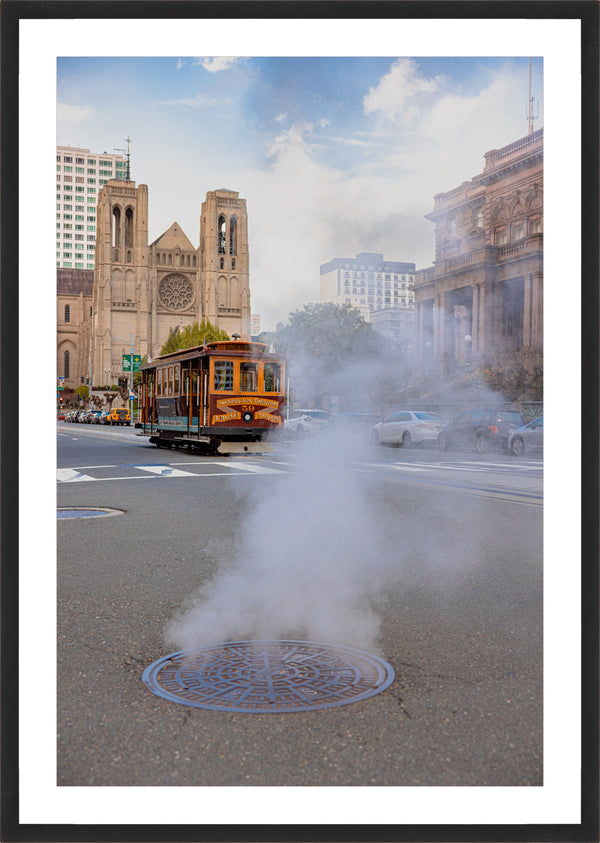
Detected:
[242,411,254,423]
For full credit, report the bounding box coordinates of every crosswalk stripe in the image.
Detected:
[212,461,286,474]
[134,465,198,477]
[57,468,95,482]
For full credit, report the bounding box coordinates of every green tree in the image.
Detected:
[160,320,230,355]
[274,303,400,410]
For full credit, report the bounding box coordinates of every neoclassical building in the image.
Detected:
[414,129,543,373]
[57,182,251,389]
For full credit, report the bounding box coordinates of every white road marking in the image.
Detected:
[57,468,95,483]
[135,465,198,477]
[212,461,286,474]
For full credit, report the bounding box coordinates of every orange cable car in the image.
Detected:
[136,340,286,455]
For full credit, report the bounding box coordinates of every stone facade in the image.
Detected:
[414,129,543,374]
[57,270,94,388]
[57,183,251,389]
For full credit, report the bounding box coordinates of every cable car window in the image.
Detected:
[157,369,163,396]
[174,365,180,395]
[240,361,258,392]
[264,362,281,392]
[214,360,234,391]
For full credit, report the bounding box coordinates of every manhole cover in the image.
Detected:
[142,640,395,712]
[57,507,124,519]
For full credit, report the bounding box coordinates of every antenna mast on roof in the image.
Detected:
[114,135,133,180]
[527,58,538,134]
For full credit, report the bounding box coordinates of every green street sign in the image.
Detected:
[123,354,141,372]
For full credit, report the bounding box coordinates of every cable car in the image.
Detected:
[136,340,285,455]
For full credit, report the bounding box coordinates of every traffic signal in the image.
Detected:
[118,376,128,390]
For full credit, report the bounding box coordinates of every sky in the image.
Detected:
[57,55,543,331]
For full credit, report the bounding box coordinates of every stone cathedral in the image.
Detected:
[59,181,251,390]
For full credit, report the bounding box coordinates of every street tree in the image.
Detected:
[160,320,229,355]
[274,303,405,411]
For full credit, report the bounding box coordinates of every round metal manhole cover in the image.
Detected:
[57,507,124,519]
[142,640,395,713]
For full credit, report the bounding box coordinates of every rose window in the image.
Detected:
[158,274,194,311]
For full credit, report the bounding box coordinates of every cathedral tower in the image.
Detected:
[200,189,251,338]
[92,179,150,380]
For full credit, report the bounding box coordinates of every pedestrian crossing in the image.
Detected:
[57,460,287,483]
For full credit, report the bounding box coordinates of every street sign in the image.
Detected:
[122,354,141,372]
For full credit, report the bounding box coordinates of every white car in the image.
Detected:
[371,410,447,447]
[284,409,329,439]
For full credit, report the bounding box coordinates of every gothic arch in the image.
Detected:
[229,215,238,255]
[218,215,226,255]
[124,268,136,301]
[229,276,240,306]
[112,205,122,247]
[217,275,228,307]
[124,206,134,247]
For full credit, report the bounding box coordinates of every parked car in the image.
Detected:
[371,410,448,447]
[97,410,110,425]
[57,411,65,421]
[438,408,524,453]
[105,407,131,426]
[508,416,543,456]
[284,409,329,439]
[85,410,102,424]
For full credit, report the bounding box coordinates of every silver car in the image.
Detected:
[284,409,329,439]
[508,416,543,456]
[371,410,447,447]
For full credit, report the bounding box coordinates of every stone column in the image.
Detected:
[432,294,441,359]
[472,284,481,354]
[416,302,424,362]
[523,274,532,347]
[531,271,543,347]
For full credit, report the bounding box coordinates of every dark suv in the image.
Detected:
[438,408,524,453]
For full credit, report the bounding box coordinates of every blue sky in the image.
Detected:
[57,55,543,329]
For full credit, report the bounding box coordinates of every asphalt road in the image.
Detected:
[57,422,543,787]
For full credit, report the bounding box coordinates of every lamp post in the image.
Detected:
[464,334,472,368]
[114,333,136,421]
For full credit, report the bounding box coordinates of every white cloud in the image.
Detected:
[194,57,240,73]
[56,102,94,124]
[245,64,536,328]
[362,58,440,122]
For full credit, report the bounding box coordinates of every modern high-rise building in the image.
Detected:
[320,251,416,345]
[320,252,415,318]
[56,146,127,269]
